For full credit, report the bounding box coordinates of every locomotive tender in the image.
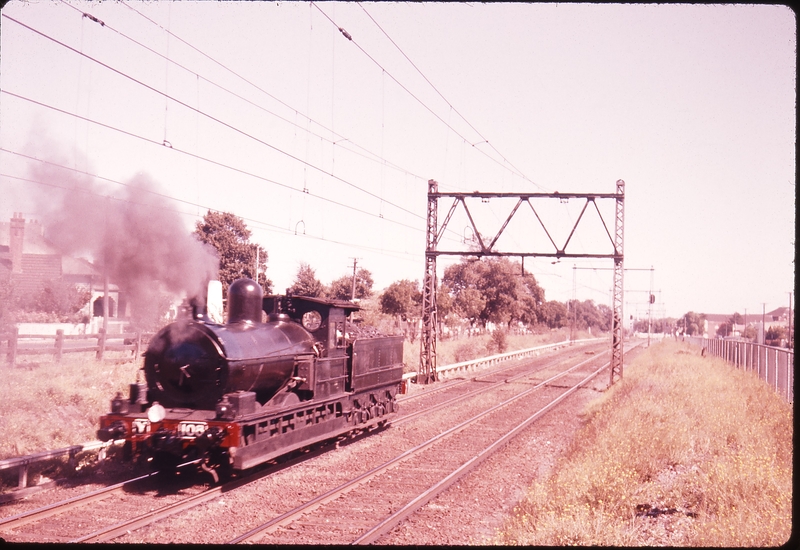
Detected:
[98,278,405,477]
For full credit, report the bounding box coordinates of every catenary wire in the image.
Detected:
[0,90,435,240]
[57,0,429,185]
[0,169,425,265]
[356,2,549,192]
[310,2,537,189]
[1,12,423,223]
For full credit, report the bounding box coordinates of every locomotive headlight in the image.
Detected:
[147,402,167,423]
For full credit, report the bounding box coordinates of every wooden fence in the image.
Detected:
[1,327,152,366]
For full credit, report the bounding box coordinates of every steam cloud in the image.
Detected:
[26,144,219,317]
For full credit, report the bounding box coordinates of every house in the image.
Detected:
[0,213,124,321]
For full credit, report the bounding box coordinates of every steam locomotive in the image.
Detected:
[97,278,405,479]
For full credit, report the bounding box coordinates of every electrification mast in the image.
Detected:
[419,179,439,384]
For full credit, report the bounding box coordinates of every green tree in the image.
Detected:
[193,211,272,296]
[766,325,787,341]
[379,279,421,321]
[443,257,544,328]
[680,311,706,336]
[328,268,374,300]
[289,263,326,297]
[34,279,91,321]
[539,300,568,329]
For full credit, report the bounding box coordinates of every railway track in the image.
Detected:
[0,340,620,543]
[227,343,634,544]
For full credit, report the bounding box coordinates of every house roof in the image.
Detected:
[766,306,789,319]
[0,219,55,255]
[0,219,101,278]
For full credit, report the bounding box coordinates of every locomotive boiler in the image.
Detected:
[98,278,405,478]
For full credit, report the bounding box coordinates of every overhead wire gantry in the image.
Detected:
[419,179,625,386]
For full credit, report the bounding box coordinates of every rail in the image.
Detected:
[402,337,604,382]
[685,336,793,403]
[2,338,602,499]
[1,328,152,365]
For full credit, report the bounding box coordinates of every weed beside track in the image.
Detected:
[496,339,792,546]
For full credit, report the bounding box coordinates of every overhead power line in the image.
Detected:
[0,165,424,265]
[356,2,547,191]
[311,2,541,189]
[0,90,423,236]
[57,0,427,184]
[2,12,422,223]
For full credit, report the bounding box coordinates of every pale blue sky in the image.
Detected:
[1,1,795,321]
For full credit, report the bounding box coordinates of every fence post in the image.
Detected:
[8,326,18,366]
[96,328,106,361]
[18,459,28,488]
[55,329,64,364]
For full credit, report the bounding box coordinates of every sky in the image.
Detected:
[0,1,795,322]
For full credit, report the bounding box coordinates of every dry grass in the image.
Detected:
[495,340,792,546]
[0,353,140,460]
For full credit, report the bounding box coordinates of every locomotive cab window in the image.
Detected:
[336,322,345,348]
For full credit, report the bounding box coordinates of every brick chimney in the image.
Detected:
[10,212,24,273]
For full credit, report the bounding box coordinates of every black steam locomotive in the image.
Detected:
[98,278,405,478]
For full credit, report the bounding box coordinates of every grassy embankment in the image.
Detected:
[0,353,140,460]
[495,339,792,546]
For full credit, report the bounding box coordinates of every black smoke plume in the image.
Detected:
[25,144,219,322]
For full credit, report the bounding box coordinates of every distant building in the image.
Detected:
[0,213,124,319]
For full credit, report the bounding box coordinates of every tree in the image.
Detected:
[328,268,374,301]
[289,263,326,297]
[766,325,787,341]
[379,279,421,321]
[442,257,545,328]
[34,279,91,321]
[567,299,606,331]
[680,311,706,336]
[539,300,569,329]
[193,211,272,296]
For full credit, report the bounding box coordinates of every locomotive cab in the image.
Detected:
[262,294,360,402]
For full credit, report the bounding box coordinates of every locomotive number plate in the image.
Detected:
[177,422,208,438]
[132,419,150,434]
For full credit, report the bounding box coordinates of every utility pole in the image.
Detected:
[762,303,766,344]
[648,266,654,348]
[571,265,576,342]
[789,292,793,348]
[349,258,360,300]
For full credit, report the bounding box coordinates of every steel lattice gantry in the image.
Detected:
[418,180,625,385]
[419,179,439,384]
